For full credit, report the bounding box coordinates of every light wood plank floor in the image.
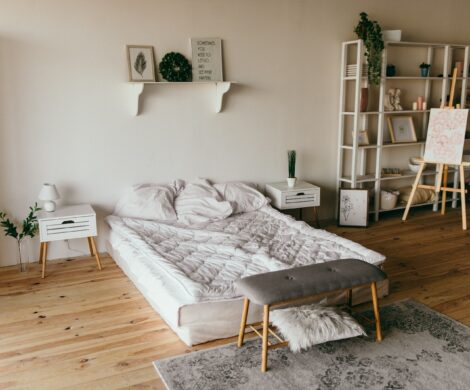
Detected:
[1,208,470,389]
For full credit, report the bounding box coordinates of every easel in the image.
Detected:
[402,68,469,230]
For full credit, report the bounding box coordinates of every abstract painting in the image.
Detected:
[424,108,469,165]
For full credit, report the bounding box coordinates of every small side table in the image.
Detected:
[38,204,102,278]
[265,181,321,228]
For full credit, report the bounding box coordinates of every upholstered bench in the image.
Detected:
[235,259,387,372]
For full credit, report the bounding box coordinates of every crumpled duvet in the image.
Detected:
[106,206,385,303]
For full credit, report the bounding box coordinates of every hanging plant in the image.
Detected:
[354,12,384,86]
[159,52,192,82]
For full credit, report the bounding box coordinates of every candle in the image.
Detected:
[412,102,418,110]
[417,96,424,110]
[422,102,427,110]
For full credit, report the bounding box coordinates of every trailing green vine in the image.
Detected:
[354,12,384,85]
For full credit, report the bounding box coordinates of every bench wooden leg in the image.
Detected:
[346,288,353,308]
[261,304,270,373]
[370,282,382,342]
[238,298,250,347]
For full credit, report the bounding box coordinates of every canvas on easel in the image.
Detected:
[403,67,469,230]
[424,108,468,165]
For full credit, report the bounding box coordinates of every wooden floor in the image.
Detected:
[1,207,470,389]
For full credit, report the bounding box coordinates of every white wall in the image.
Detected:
[1,0,470,266]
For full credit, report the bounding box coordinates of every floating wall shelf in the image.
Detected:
[129,81,236,116]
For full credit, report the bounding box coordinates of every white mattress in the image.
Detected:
[106,206,385,346]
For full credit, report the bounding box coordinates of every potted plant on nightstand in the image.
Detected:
[419,63,431,77]
[287,150,297,188]
[0,203,41,272]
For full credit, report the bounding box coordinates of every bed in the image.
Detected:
[106,200,385,346]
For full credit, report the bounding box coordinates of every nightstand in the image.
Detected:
[38,204,102,278]
[265,181,321,227]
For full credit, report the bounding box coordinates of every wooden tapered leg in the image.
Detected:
[39,242,44,264]
[89,237,102,270]
[441,164,449,215]
[460,165,467,230]
[346,288,353,308]
[41,242,48,279]
[261,304,270,373]
[87,237,94,256]
[370,282,382,342]
[403,162,426,221]
[313,207,321,229]
[237,298,250,347]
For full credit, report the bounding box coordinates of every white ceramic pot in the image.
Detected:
[287,178,296,188]
[380,190,399,210]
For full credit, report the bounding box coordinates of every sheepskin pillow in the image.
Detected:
[114,183,177,221]
[175,178,233,224]
[214,182,268,214]
[270,303,366,352]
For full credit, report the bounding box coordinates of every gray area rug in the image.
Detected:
[154,300,470,389]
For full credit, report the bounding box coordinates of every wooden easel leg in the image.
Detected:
[370,282,382,342]
[261,304,270,373]
[403,162,426,221]
[238,298,250,347]
[89,237,102,270]
[441,164,449,215]
[460,165,467,230]
[41,242,48,279]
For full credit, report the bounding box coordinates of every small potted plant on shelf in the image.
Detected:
[419,63,431,77]
[0,203,41,272]
[287,150,297,188]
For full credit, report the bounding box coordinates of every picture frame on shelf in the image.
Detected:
[338,189,369,227]
[387,116,417,143]
[355,130,370,146]
[126,45,156,82]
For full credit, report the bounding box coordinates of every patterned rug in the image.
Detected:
[154,300,470,389]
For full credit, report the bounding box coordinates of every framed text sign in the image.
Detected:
[191,38,223,81]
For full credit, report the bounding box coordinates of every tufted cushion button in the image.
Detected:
[285,275,294,280]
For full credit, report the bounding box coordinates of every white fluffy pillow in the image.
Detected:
[214,182,267,214]
[175,178,233,224]
[114,183,177,221]
[270,303,366,353]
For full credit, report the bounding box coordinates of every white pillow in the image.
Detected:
[270,303,366,353]
[175,178,233,224]
[214,182,268,214]
[114,183,177,221]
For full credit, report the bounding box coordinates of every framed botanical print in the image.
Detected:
[387,116,417,143]
[338,189,369,227]
[127,45,156,82]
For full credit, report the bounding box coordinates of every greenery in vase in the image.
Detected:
[354,12,384,86]
[419,63,431,69]
[0,203,41,267]
[287,150,296,178]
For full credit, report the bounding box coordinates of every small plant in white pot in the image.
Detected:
[0,203,41,272]
[287,150,297,188]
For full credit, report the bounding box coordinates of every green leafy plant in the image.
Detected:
[354,12,384,85]
[287,150,296,178]
[0,203,41,270]
[419,63,431,69]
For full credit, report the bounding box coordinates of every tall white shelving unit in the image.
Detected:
[337,40,470,221]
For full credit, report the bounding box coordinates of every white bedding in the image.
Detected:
[106,205,385,345]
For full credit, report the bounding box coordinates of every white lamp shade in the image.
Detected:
[38,183,60,201]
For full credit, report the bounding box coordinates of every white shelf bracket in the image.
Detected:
[131,83,145,116]
[215,82,231,113]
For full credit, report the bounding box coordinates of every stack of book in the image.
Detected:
[346,64,367,77]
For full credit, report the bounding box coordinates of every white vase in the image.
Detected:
[287,178,296,188]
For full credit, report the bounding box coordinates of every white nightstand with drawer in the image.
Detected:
[265,181,321,227]
[38,204,102,278]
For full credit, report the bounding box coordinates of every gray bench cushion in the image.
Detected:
[234,259,387,305]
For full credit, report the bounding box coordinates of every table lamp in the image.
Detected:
[38,183,60,212]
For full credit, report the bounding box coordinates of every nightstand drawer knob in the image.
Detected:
[61,220,75,224]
